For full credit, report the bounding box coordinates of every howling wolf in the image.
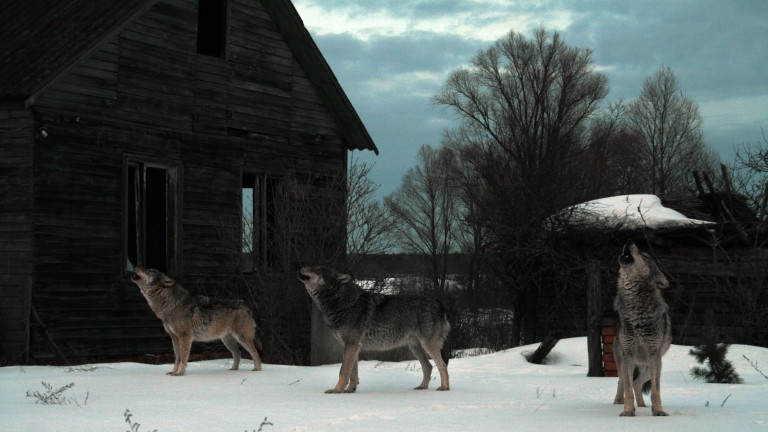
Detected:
[130,267,262,376]
[613,241,672,416]
[297,265,450,393]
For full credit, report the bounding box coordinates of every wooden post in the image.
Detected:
[586,260,603,377]
[526,333,560,364]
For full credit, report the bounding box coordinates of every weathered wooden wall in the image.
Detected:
[22,0,346,362]
[0,103,34,363]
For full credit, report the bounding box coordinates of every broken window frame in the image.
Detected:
[241,171,280,273]
[124,156,182,276]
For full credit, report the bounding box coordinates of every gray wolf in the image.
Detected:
[297,265,450,393]
[130,267,262,376]
[612,241,672,416]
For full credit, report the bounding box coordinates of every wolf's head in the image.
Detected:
[618,241,669,290]
[130,266,176,293]
[297,266,353,296]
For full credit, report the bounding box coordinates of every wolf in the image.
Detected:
[297,265,450,393]
[130,266,262,376]
[612,241,672,416]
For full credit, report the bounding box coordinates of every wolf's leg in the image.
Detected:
[166,328,181,375]
[232,324,262,372]
[633,365,650,407]
[420,338,449,391]
[327,341,362,394]
[614,376,624,404]
[650,355,668,416]
[409,341,433,390]
[618,347,636,416]
[172,333,193,376]
[221,333,241,370]
[613,347,624,404]
[344,360,359,393]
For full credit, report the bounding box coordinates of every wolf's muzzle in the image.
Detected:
[619,241,635,264]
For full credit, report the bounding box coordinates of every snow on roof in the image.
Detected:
[563,194,715,230]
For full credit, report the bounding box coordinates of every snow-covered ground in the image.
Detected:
[2,337,766,431]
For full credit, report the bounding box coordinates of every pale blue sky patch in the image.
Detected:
[293,0,768,198]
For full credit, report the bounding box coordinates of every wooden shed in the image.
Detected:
[0,0,377,364]
[533,192,768,376]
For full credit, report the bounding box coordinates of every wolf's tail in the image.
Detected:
[441,344,450,366]
[633,366,652,395]
[242,303,263,353]
[441,304,452,366]
[641,376,651,395]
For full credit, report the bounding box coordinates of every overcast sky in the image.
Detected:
[293,0,768,199]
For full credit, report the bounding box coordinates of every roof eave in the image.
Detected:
[23,0,160,109]
[261,0,379,155]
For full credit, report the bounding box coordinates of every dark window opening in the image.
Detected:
[196,0,228,58]
[145,167,168,270]
[126,161,179,274]
[242,172,279,272]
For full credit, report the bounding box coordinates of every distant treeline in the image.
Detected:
[349,253,468,278]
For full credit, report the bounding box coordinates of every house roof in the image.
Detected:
[0,0,378,154]
[0,0,156,101]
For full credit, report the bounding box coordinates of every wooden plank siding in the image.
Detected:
[534,243,768,348]
[0,104,35,363]
[19,0,352,362]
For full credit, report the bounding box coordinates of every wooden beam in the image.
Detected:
[586,260,604,377]
[526,333,560,365]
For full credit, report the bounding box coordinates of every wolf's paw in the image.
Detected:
[436,386,450,391]
[343,388,357,393]
[252,365,262,371]
[413,385,428,390]
[324,388,343,394]
[652,409,669,416]
[619,410,636,417]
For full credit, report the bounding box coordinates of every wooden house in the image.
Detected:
[0,0,378,364]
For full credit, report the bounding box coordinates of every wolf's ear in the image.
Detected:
[162,275,176,287]
[656,275,670,290]
[338,273,353,284]
[653,266,670,289]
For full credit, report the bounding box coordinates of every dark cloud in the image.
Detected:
[311,31,486,197]
[304,0,490,21]
[299,0,768,197]
[315,32,485,78]
[564,1,768,100]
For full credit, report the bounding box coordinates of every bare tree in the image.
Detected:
[581,100,649,196]
[346,156,396,269]
[627,65,717,194]
[384,145,457,296]
[433,27,608,203]
[441,134,492,305]
[732,128,768,225]
[432,28,610,344]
